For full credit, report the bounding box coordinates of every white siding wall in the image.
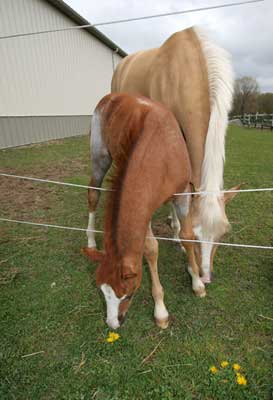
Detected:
[0,0,122,118]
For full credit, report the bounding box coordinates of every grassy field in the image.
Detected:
[0,126,272,399]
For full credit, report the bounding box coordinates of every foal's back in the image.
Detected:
[95,93,191,199]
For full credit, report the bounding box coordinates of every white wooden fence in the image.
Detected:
[230,114,273,130]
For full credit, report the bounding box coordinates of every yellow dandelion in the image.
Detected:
[237,375,247,386]
[106,331,120,343]
[221,361,229,368]
[210,366,218,374]
[233,363,241,371]
[111,332,120,340]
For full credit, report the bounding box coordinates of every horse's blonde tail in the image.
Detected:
[194,27,234,238]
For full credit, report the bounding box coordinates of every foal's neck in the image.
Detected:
[105,177,152,265]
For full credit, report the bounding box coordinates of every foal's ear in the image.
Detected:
[81,247,105,263]
[224,183,244,204]
[121,263,137,280]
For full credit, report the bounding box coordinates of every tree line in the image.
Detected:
[231,76,273,116]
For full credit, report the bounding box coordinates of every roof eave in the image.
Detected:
[46,0,127,57]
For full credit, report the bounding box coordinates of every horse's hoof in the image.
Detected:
[155,317,169,329]
[194,288,206,298]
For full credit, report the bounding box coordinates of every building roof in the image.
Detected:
[47,0,127,58]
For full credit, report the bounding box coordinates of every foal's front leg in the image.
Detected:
[173,195,206,297]
[144,223,169,329]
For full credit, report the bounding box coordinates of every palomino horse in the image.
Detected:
[111,26,241,285]
[82,93,192,329]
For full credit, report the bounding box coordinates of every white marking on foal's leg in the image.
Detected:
[100,284,125,330]
[200,243,213,284]
[154,300,169,322]
[188,266,206,297]
[86,212,96,248]
[144,223,169,329]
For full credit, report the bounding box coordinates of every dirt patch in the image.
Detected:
[0,267,20,285]
[0,156,89,220]
[36,159,88,181]
[1,159,88,182]
[0,177,57,219]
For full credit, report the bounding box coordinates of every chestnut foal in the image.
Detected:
[82,93,196,330]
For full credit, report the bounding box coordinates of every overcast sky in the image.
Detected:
[66,0,272,92]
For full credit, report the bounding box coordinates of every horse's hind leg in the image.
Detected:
[144,222,169,329]
[87,111,111,248]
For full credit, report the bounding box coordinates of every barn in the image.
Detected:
[0,0,126,149]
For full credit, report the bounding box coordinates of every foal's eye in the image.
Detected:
[121,293,133,302]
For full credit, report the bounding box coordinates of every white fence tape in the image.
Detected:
[1,173,272,196]
[1,173,272,250]
[0,217,272,250]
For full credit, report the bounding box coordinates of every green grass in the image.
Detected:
[0,127,272,399]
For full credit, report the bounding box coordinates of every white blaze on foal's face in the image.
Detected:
[100,284,125,329]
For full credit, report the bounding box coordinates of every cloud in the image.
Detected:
[65,0,273,92]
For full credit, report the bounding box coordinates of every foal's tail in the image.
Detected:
[194,27,234,237]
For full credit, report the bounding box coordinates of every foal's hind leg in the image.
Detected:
[144,222,169,329]
[87,112,111,248]
[173,194,206,297]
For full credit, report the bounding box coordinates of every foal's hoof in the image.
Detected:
[81,246,96,255]
[81,247,104,262]
[194,287,207,298]
[155,317,169,330]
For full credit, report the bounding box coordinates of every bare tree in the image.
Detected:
[232,76,260,115]
[258,92,273,114]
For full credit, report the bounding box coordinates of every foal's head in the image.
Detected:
[82,248,142,329]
